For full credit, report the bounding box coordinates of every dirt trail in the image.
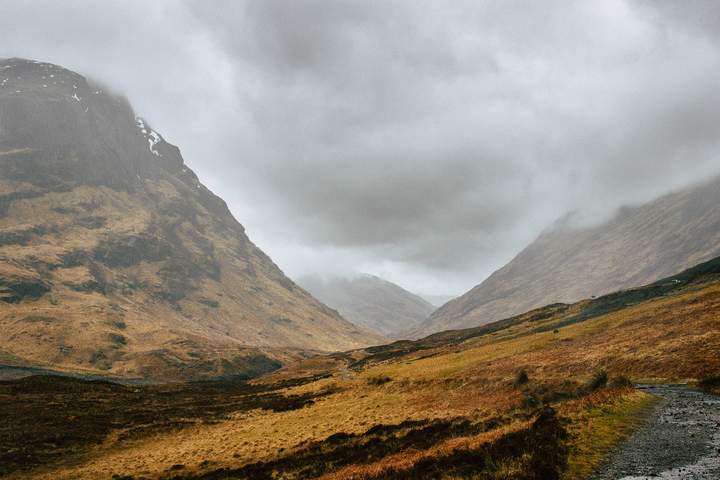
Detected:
[592,384,720,479]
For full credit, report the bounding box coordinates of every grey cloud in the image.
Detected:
[1,1,720,295]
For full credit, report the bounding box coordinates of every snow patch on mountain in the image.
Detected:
[135,117,162,157]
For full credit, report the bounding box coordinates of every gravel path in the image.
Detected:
[592,384,720,480]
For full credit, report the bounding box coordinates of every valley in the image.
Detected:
[2,256,719,479]
[297,274,435,339]
[2,35,720,480]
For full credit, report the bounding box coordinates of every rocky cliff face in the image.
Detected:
[298,274,433,339]
[415,176,720,336]
[0,58,382,381]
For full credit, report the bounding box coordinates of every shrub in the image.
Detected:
[514,370,530,387]
[609,375,633,389]
[522,393,540,409]
[108,333,127,345]
[698,377,720,394]
[367,375,392,386]
[587,370,608,391]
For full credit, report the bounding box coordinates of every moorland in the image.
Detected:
[3,255,719,479]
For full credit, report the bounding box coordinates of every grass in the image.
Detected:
[5,265,720,479]
[0,177,385,384]
[562,389,659,479]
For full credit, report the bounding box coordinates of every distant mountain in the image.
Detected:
[415,176,720,336]
[0,58,382,381]
[419,293,456,307]
[297,274,434,339]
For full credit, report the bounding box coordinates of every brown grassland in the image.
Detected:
[2,259,720,479]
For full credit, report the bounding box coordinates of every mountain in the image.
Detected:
[297,274,434,339]
[418,293,456,307]
[415,176,720,336]
[0,58,382,381]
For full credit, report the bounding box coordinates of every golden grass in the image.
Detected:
[362,283,720,387]
[13,279,720,479]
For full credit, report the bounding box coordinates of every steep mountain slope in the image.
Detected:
[416,176,720,335]
[0,58,381,380]
[297,274,432,339]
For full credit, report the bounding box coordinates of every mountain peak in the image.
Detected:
[0,59,382,381]
[298,273,433,339]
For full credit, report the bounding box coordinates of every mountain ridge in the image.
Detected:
[415,175,720,336]
[0,58,382,381]
[297,273,433,339]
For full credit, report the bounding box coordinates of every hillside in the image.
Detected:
[0,58,382,381]
[5,252,720,479]
[415,176,720,335]
[298,274,433,339]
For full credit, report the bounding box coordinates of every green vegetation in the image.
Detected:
[587,371,609,392]
[563,391,659,480]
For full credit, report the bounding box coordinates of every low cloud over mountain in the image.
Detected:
[2,1,720,296]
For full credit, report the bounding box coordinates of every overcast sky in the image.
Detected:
[2,1,720,296]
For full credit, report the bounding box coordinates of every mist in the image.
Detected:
[2,0,719,295]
